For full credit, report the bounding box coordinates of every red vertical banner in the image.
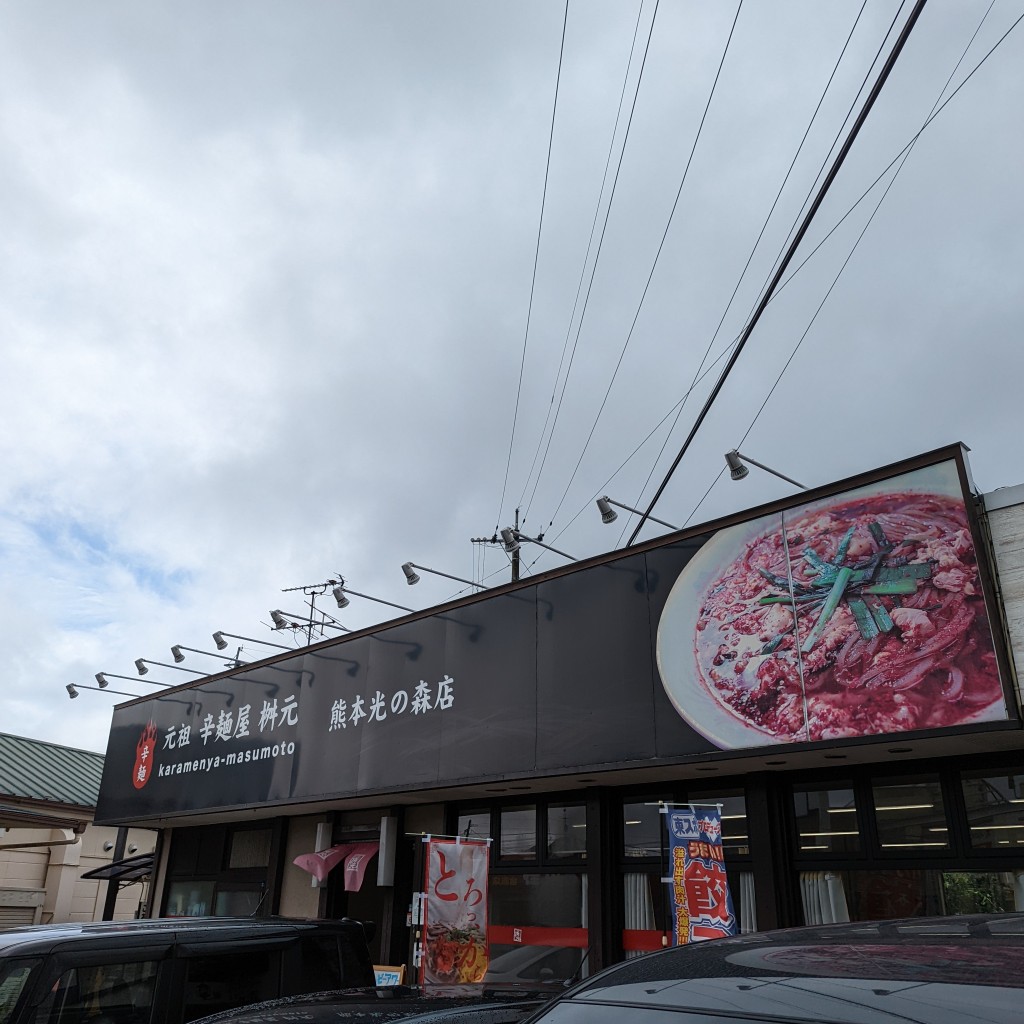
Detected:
[421,838,490,988]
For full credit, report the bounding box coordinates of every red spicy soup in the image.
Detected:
[694,492,1003,742]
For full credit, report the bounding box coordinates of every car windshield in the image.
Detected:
[0,958,38,1024]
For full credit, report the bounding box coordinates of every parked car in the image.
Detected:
[511,913,1024,1023]
[0,916,375,1024]
[190,983,555,1024]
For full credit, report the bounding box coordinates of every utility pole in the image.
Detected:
[511,508,520,582]
[472,508,522,583]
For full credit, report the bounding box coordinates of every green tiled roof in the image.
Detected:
[0,732,104,809]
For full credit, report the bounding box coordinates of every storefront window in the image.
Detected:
[214,887,265,916]
[457,810,491,841]
[622,870,665,956]
[689,791,748,857]
[942,871,1024,913]
[488,873,588,983]
[500,805,536,860]
[623,801,662,858]
[228,827,273,868]
[872,778,949,851]
[961,770,1024,849]
[803,868,1024,923]
[793,784,860,853]
[166,881,216,917]
[547,804,586,858]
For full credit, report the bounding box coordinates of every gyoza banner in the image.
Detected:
[421,837,490,986]
[666,807,737,944]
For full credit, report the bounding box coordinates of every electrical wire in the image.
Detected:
[621,0,910,549]
[520,0,664,521]
[681,0,1007,530]
[550,0,1017,551]
[625,0,929,547]
[617,0,870,548]
[723,0,1004,486]
[548,338,740,543]
[738,0,911,328]
[541,0,746,530]
[516,0,653,518]
[770,0,1022,307]
[494,1,570,532]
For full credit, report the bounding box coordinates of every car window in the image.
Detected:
[30,960,159,1024]
[179,950,280,1023]
[0,958,39,1024]
[282,936,343,994]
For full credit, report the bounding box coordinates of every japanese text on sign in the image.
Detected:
[162,695,300,750]
[421,837,490,988]
[329,675,455,731]
[666,808,737,945]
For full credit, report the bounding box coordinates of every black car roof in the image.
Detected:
[190,986,551,1024]
[0,916,358,957]
[559,914,1024,1022]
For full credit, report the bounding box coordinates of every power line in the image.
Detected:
[711,0,1004,502]
[554,0,1016,549]
[618,0,870,548]
[549,338,739,543]
[494,1,570,532]
[517,0,653,518]
[771,0,1022,306]
[520,0,663,522]
[625,0,929,547]
[737,0,912,329]
[544,0,745,529]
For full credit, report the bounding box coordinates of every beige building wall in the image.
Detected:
[984,485,1024,706]
[279,815,330,919]
[0,822,156,924]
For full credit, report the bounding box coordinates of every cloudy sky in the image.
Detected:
[2,0,1022,754]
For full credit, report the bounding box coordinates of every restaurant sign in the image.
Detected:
[96,445,1016,822]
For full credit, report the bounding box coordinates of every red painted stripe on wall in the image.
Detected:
[622,929,671,951]
[489,925,589,948]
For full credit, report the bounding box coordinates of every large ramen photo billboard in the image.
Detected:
[657,461,1007,750]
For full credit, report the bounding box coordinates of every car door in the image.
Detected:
[18,942,174,1024]
[168,936,293,1023]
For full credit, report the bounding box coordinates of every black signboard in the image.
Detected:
[96,445,1019,822]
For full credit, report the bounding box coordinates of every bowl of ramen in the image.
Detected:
[656,473,1006,749]
[424,921,489,984]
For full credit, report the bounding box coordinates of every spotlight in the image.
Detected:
[725,449,749,481]
[596,497,617,524]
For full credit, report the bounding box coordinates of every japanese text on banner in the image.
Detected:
[421,838,490,987]
[667,808,737,944]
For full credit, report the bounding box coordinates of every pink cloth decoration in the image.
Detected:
[292,843,352,882]
[342,841,380,892]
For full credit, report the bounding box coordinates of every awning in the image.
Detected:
[293,841,380,890]
[0,802,87,832]
[80,853,155,882]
